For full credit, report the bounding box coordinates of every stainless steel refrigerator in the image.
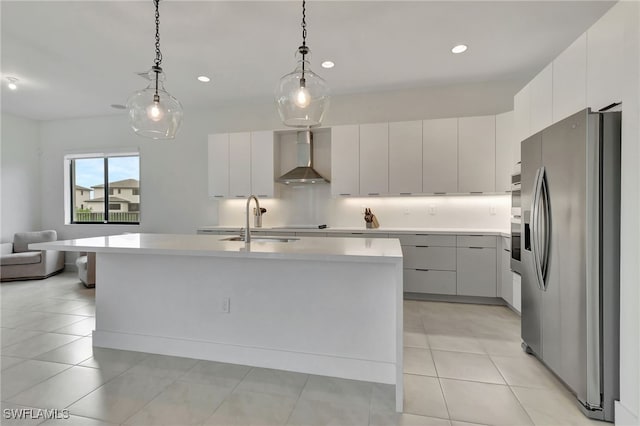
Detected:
[520,108,620,422]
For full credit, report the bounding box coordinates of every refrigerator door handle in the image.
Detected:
[531,167,544,291]
[540,168,551,290]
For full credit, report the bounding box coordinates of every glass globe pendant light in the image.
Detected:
[127,0,183,139]
[275,0,329,128]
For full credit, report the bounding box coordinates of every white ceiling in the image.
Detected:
[1,1,615,121]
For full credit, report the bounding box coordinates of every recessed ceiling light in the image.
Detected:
[110,104,127,110]
[6,77,19,90]
[451,44,468,54]
[197,76,211,82]
[321,61,335,69]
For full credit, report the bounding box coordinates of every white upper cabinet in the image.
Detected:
[330,125,360,196]
[359,123,389,195]
[422,118,458,193]
[208,133,230,198]
[529,64,553,135]
[587,3,624,111]
[513,84,530,165]
[228,132,252,198]
[458,116,496,193]
[495,111,515,193]
[553,34,587,122]
[209,131,276,199]
[250,131,275,198]
[389,121,422,194]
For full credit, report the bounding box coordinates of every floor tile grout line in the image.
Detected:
[282,371,311,426]
[3,361,74,402]
[431,347,453,422]
[196,362,254,424]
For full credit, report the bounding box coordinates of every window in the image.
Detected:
[67,153,140,224]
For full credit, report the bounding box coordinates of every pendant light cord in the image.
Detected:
[300,0,307,78]
[153,0,162,100]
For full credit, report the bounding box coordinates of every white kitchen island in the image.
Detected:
[31,233,404,411]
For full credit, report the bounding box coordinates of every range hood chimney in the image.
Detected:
[277,131,329,184]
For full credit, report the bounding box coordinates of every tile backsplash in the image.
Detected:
[218,185,510,230]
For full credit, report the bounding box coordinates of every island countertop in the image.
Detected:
[29,233,403,263]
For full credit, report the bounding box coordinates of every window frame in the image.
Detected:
[66,152,140,225]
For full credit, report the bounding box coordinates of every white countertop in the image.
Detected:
[29,233,403,263]
[198,225,510,237]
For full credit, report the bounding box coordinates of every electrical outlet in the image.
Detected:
[489,206,497,216]
[221,297,230,313]
[403,208,410,216]
[428,205,436,215]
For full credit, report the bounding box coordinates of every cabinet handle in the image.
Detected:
[213,195,224,198]
[368,193,379,196]
[470,192,483,194]
[339,193,351,196]
[258,194,268,197]
[469,247,484,249]
[400,192,412,195]
[504,248,511,252]
[434,192,446,195]
[351,233,364,235]
[235,195,245,198]
[416,245,430,248]
[416,268,430,272]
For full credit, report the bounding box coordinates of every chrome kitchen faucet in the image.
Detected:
[244,195,262,243]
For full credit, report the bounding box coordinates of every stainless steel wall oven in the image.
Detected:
[510,168,522,273]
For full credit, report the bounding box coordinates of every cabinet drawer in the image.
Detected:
[197,229,220,235]
[457,235,497,248]
[390,234,456,247]
[404,269,456,295]
[501,236,511,251]
[258,229,296,237]
[295,232,327,237]
[328,232,388,238]
[403,246,456,270]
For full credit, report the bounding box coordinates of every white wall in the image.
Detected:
[617,2,640,424]
[38,79,517,242]
[1,113,41,242]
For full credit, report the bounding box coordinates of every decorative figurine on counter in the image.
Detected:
[364,208,380,229]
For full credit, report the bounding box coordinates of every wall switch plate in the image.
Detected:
[403,209,410,215]
[222,297,230,313]
[428,205,436,215]
[489,206,497,216]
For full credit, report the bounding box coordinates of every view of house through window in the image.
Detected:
[71,155,140,224]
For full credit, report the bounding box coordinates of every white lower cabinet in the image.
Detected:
[456,234,497,297]
[404,270,456,295]
[456,247,497,297]
[500,243,513,305]
[403,246,456,271]
[394,233,457,296]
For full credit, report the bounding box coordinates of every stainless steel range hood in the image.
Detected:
[277,130,329,184]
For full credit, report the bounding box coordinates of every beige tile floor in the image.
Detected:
[1,272,608,426]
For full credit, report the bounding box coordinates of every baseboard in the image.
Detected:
[404,292,506,306]
[93,330,397,385]
[615,401,638,425]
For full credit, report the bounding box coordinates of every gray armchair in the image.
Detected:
[76,252,95,288]
[1,230,65,281]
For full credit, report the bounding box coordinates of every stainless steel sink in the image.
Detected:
[220,236,300,243]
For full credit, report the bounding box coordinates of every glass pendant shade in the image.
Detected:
[127,69,183,139]
[275,53,329,128]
